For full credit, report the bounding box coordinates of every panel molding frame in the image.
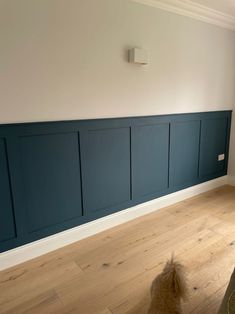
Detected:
[132,122,169,198]
[0,138,17,242]
[199,117,229,178]
[0,110,232,253]
[131,0,235,31]
[169,119,201,188]
[80,126,132,214]
[19,132,83,234]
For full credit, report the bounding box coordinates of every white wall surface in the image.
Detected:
[0,0,235,125]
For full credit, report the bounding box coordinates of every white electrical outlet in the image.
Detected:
[218,154,225,161]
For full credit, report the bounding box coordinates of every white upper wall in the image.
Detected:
[0,0,235,124]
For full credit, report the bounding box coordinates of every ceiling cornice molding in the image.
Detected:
[131,0,235,31]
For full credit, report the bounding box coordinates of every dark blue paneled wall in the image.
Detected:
[0,111,232,252]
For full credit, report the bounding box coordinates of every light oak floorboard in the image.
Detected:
[0,185,235,313]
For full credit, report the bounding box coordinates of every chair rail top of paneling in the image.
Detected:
[0,110,232,129]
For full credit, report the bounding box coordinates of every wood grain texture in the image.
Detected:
[0,185,235,314]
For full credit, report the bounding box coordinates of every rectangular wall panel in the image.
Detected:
[20,133,82,233]
[132,123,169,198]
[82,127,131,214]
[0,111,231,253]
[199,118,228,178]
[0,139,16,243]
[170,120,200,187]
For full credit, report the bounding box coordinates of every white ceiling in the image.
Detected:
[191,0,235,17]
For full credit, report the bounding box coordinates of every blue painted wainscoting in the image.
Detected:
[0,111,232,252]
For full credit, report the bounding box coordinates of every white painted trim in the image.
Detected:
[228,175,235,186]
[131,0,235,31]
[0,175,228,271]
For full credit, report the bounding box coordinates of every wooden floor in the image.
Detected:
[1,185,235,314]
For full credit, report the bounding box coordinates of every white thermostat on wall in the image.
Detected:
[129,48,149,65]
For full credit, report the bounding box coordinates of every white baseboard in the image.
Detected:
[0,176,228,271]
[228,176,235,186]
